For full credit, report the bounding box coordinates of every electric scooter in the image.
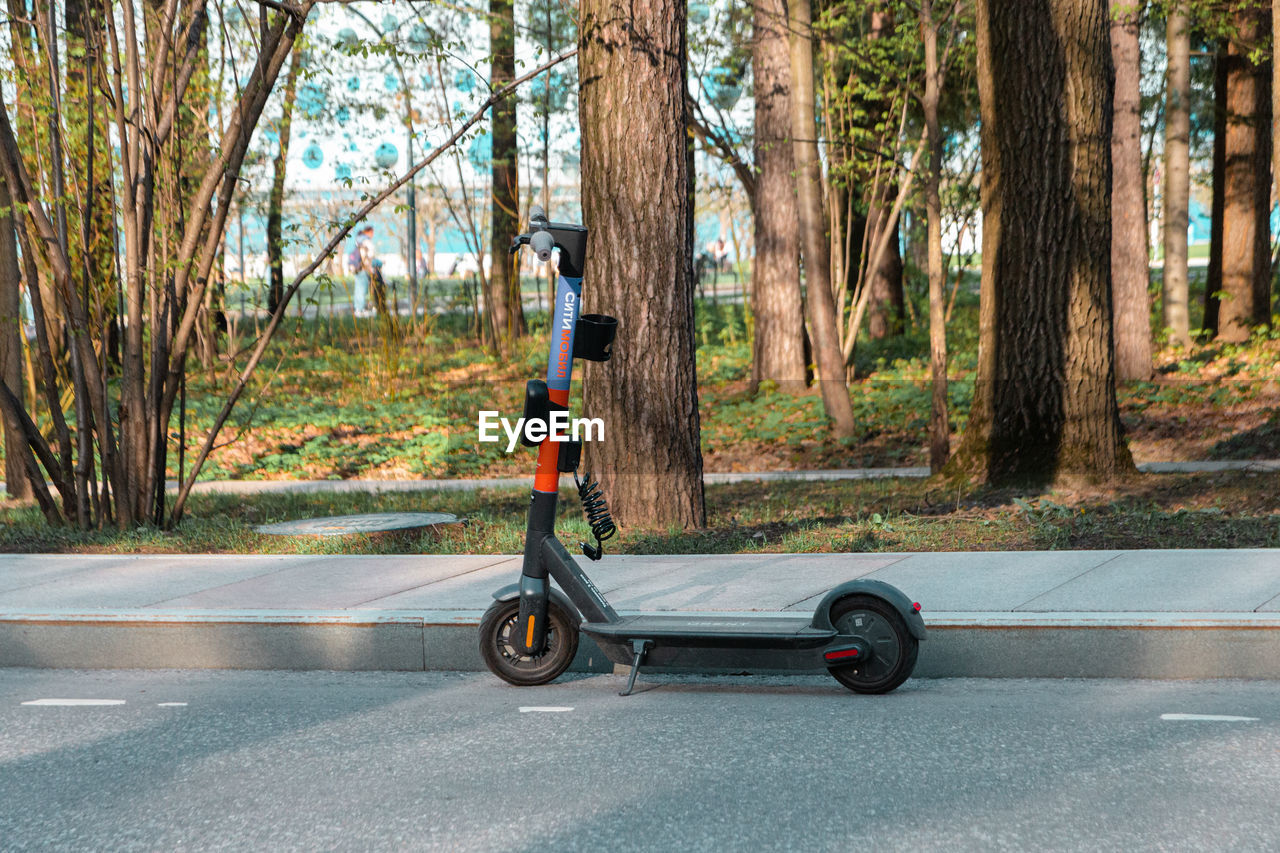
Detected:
[479,207,926,696]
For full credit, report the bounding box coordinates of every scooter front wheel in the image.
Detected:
[826,594,918,695]
[479,599,580,686]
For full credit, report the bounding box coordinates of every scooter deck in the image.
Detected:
[579,614,836,650]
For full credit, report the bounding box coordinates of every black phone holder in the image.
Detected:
[573,314,617,362]
[557,439,582,472]
[521,380,549,447]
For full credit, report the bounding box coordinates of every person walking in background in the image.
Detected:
[711,237,730,272]
[349,225,375,317]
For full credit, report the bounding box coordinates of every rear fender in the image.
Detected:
[810,579,927,640]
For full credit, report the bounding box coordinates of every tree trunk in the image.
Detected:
[865,201,904,339]
[1274,0,1280,321]
[579,0,705,528]
[0,176,29,498]
[921,0,949,474]
[749,0,805,393]
[67,0,119,522]
[1162,2,1191,347]
[489,0,524,353]
[1206,45,1226,335]
[1110,0,1152,379]
[1207,3,1272,342]
[787,0,856,437]
[953,0,1135,485]
[863,10,905,341]
[267,41,303,315]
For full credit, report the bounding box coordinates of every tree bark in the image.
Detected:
[749,0,805,392]
[489,0,524,353]
[267,40,303,315]
[0,175,29,498]
[921,0,949,474]
[579,0,705,528]
[863,10,905,342]
[1162,2,1191,347]
[1206,45,1226,335]
[1110,0,1152,379]
[953,0,1135,485]
[865,203,904,339]
[1206,2,1272,342]
[1274,0,1280,322]
[787,0,856,437]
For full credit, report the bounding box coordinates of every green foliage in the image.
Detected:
[816,0,977,195]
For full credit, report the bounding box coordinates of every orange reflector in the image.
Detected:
[525,615,536,649]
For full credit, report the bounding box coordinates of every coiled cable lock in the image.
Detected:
[574,470,616,561]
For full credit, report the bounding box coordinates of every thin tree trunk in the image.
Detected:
[267,40,303,315]
[864,11,906,341]
[0,175,29,498]
[1110,0,1152,379]
[489,0,524,353]
[1208,3,1272,342]
[921,0,949,474]
[1162,3,1191,347]
[579,0,706,528]
[0,142,76,514]
[749,0,805,393]
[1206,45,1226,335]
[953,0,1135,485]
[542,1,554,317]
[1274,0,1280,319]
[787,0,856,437]
[69,0,116,523]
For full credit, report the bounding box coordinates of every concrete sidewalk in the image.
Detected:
[2,549,1279,679]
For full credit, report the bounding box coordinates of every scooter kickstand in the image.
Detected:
[620,639,653,696]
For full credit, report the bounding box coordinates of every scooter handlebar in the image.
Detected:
[530,230,555,263]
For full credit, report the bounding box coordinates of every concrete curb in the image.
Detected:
[4,608,1278,680]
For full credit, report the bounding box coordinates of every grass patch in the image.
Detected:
[2,471,1276,554]
[4,292,1277,483]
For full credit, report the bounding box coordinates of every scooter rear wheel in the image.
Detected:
[479,599,580,686]
[826,595,918,695]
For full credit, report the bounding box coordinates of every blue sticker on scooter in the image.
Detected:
[546,276,582,391]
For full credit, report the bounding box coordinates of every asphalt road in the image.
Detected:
[1,670,1278,852]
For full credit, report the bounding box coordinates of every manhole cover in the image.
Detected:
[255,512,459,537]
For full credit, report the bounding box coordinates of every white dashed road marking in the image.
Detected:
[22,699,126,707]
[157,702,188,707]
[518,706,574,713]
[1161,713,1259,722]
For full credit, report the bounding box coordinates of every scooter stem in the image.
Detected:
[509,214,590,655]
